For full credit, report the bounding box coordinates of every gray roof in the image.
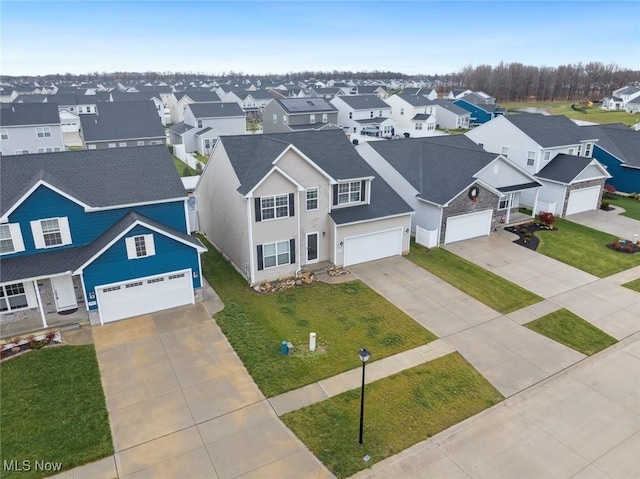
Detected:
[583,124,640,168]
[367,137,499,205]
[393,93,432,107]
[174,91,221,102]
[535,154,594,183]
[188,102,245,119]
[424,99,470,115]
[0,145,186,217]
[219,130,412,223]
[277,98,337,113]
[335,95,389,110]
[412,113,432,121]
[13,94,47,103]
[355,118,389,125]
[111,91,161,102]
[80,101,165,142]
[195,127,213,136]
[287,123,340,132]
[0,103,60,126]
[505,114,598,148]
[168,121,194,135]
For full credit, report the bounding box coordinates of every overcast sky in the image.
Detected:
[2,1,639,77]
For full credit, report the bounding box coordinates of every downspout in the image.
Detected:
[246,199,255,285]
[295,190,302,277]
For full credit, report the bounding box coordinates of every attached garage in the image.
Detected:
[343,228,403,266]
[444,210,492,244]
[96,269,194,324]
[565,186,600,216]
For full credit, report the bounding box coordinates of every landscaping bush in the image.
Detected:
[537,211,556,228]
[601,200,610,210]
[520,227,528,234]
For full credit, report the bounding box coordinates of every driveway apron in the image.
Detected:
[568,208,640,239]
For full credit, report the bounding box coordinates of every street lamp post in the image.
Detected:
[358,347,371,445]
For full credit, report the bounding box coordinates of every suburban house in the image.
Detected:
[423,100,472,130]
[307,87,344,100]
[223,90,274,121]
[354,85,389,98]
[168,102,246,156]
[357,136,542,245]
[111,91,169,125]
[170,91,222,124]
[466,114,610,216]
[0,103,65,155]
[45,93,107,115]
[602,85,640,111]
[79,100,166,150]
[582,123,640,193]
[195,129,413,284]
[262,98,339,134]
[330,95,396,139]
[454,98,506,125]
[0,146,207,328]
[445,89,472,100]
[383,94,438,137]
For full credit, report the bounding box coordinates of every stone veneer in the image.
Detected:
[562,179,605,217]
[38,276,86,314]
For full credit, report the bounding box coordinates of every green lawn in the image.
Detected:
[501,101,639,126]
[606,195,640,220]
[526,309,617,355]
[198,235,437,397]
[407,242,542,314]
[535,219,640,277]
[0,346,113,479]
[282,353,503,479]
[194,153,209,164]
[173,156,196,177]
[622,278,640,293]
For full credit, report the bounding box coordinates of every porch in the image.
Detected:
[1,308,89,340]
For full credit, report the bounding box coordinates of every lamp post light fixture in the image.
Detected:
[358,347,371,445]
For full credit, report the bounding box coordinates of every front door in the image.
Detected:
[306,233,319,263]
[51,275,77,312]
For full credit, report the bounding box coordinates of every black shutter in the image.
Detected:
[332,184,338,205]
[360,180,366,202]
[289,239,296,264]
[257,245,264,271]
[289,193,295,217]
[254,198,261,222]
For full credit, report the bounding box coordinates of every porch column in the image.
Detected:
[532,189,540,217]
[33,281,48,328]
[506,193,513,223]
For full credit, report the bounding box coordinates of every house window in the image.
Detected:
[310,114,316,124]
[263,240,290,268]
[41,218,63,246]
[119,142,127,147]
[322,113,327,123]
[36,127,51,138]
[400,108,404,116]
[137,141,145,146]
[205,139,211,149]
[306,188,318,211]
[0,129,7,140]
[349,112,353,119]
[149,140,163,145]
[88,144,97,150]
[527,151,535,166]
[370,111,374,118]
[501,146,509,158]
[0,224,17,254]
[0,283,29,312]
[197,120,203,128]
[37,147,58,153]
[108,143,117,148]
[584,143,592,157]
[338,181,361,205]
[15,149,30,155]
[543,151,550,162]
[498,196,509,210]
[415,122,423,130]
[379,110,382,117]
[283,115,288,125]
[568,148,574,155]
[261,194,290,220]
[273,114,278,124]
[125,234,155,259]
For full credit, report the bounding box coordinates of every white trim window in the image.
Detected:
[400,108,404,116]
[37,147,61,153]
[310,114,316,124]
[322,113,327,123]
[338,181,361,205]
[125,234,156,259]
[261,194,289,220]
[137,141,145,146]
[36,127,51,138]
[283,115,288,125]
[414,122,423,130]
[0,283,29,312]
[306,188,319,211]
[0,129,8,140]
[263,241,290,268]
[527,151,536,166]
[108,143,117,148]
[584,143,593,157]
[501,146,509,158]
[543,151,550,162]
[88,144,97,150]
[30,217,72,249]
[0,223,25,255]
[197,120,203,128]
[149,140,163,145]
[119,142,127,147]
[273,114,277,124]
[568,148,575,155]
[498,195,509,210]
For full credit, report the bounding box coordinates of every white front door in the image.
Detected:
[51,275,77,312]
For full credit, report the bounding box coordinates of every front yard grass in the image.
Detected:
[197,235,437,397]
[525,308,617,355]
[0,346,113,479]
[622,278,640,293]
[407,242,542,314]
[535,219,640,277]
[282,352,503,479]
[501,101,639,126]
[606,195,640,221]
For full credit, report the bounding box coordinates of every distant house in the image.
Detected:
[79,100,166,150]
[453,98,506,125]
[330,95,396,139]
[262,98,339,134]
[169,91,222,124]
[383,94,438,137]
[111,91,168,125]
[0,103,65,155]
[602,85,640,111]
[223,90,274,121]
[307,87,344,100]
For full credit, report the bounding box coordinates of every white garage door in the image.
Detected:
[445,210,492,244]
[96,270,193,324]
[343,228,402,266]
[566,186,600,216]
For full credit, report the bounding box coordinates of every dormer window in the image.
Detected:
[583,143,593,157]
[337,181,363,205]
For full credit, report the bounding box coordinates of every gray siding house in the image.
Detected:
[0,103,65,156]
[262,98,339,134]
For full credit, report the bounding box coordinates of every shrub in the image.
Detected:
[603,184,616,194]
[520,227,528,234]
[613,242,623,250]
[601,200,610,210]
[538,211,556,228]
[624,244,634,253]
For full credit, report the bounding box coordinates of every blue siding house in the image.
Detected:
[453,99,505,125]
[0,146,206,329]
[582,124,640,193]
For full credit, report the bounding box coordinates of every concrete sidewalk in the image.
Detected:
[569,207,640,240]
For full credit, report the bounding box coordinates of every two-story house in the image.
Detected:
[0,146,206,330]
[195,130,413,284]
[330,95,397,140]
[602,85,640,111]
[0,103,65,155]
[111,91,168,125]
[262,98,339,134]
[466,114,610,216]
[383,94,437,137]
[223,90,274,121]
[169,91,222,125]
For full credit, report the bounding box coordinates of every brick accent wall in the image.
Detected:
[440,183,500,244]
[0,308,41,325]
[561,179,605,217]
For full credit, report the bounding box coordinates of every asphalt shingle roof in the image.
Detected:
[505,114,598,148]
[335,95,389,110]
[174,91,221,102]
[278,98,337,113]
[188,102,245,118]
[80,101,165,142]
[169,121,194,135]
[583,124,640,168]
[0,103,60,126]
[535,154,594,183]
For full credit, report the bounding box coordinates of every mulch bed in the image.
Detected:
[504,223,555,251]
[606,240,640,254]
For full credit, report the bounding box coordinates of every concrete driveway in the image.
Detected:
[93,303,333,479]
[569,207,640,240]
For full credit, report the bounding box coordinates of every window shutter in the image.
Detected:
[9,223,25,252]
[289,239,295,264]
[288,193,294,217]
[125,237,137,259]
[254,198,262,222]
[332,184,338,205]
[257,245,264,271]
[30,220,45,249]
[360,180,366,202]
[144,234,156,256]
[59,217,72,245]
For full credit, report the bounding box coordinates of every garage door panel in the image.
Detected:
[566,186,600,216]
[97,271,193,323]
[445,210,492,244]
[344,229,402,266]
